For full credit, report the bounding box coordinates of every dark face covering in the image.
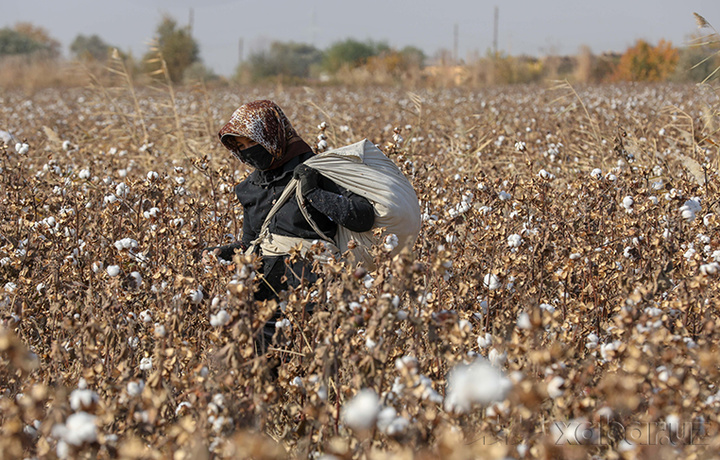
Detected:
[237,143,275,171]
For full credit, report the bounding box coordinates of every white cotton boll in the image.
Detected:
[317,139,328,150]
[69,388,99,411]
[488,348,507,367]
[52,412,97,446]
[139,357,152,371]
[127,380,145,397]
[684,248,696,260]
[275,318,291,330]
[590,168,603,180]
[139,309,152,323]
[143,207,160,219]
[516,312,531,330]
[4,282,17,293]
[15,142,29,155]
[92,261,103,273]
[210,309,231,328]
[498,191,511,201]
[622,196,634,211]
[154,323,166,338]
[363,275,374,289]
[115,182,127,197]
[106,265,121,277]
[189,288,204,304]
[507,234,522,248]
[700,262,720,276]
[114,238,138,251]
[444,358,512,414]
[376,406,409,435]
[547,376,565,399]
[680,198,701,221]
[483,273,501,290]
[341,389,380,430]
[147,171,159,181]
[477,333,493,349]
[600,341,621,361]
[383,234,399,251]
[103,194,117,204]
[78,169,90,180]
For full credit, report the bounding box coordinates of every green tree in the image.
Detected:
[241,41,323,81]
[0,23,60,57]
[322,38,389,73]
[70,34,114,61]
[143,15,200,83]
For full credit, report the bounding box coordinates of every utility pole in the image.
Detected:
[493,6,498,57]
[453,23,459,64]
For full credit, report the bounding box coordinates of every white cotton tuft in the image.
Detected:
[189,288,204,304]
[210,309,231,327]
[622,196,634,211]
[341,389,380,430]
[507,234,522,248]
[15,142,30,155]
[444,358,512,414]
[680,198,701,221]
[106,265,121,277]
[52,412,97,446]
[114,238,138,251]
[483,273,501,290]
[383,234,399,251]
[139,357,152,371]
[69,388,99,411]
[516,311,531,330]
[127,380,145,397]
[547,376,565,399]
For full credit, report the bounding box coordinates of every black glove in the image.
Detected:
[293,163,319,197]
[204,241,247,262]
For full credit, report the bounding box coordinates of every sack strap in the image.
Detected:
[246,176,335,256]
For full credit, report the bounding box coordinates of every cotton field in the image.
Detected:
[1,82,720,459]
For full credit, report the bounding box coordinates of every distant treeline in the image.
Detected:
[0,15,718,90]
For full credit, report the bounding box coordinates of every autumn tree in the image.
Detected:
[611,39,679,82]
[143,15,200,83]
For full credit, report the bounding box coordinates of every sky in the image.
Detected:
[2,0,720,77]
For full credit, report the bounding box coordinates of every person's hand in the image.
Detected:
[201,247,220,264]
[293,164,319,197]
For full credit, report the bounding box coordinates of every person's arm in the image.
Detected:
[204,199,257,262]
[293,164,375,233]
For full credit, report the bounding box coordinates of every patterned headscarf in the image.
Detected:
[218,100,300,163]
